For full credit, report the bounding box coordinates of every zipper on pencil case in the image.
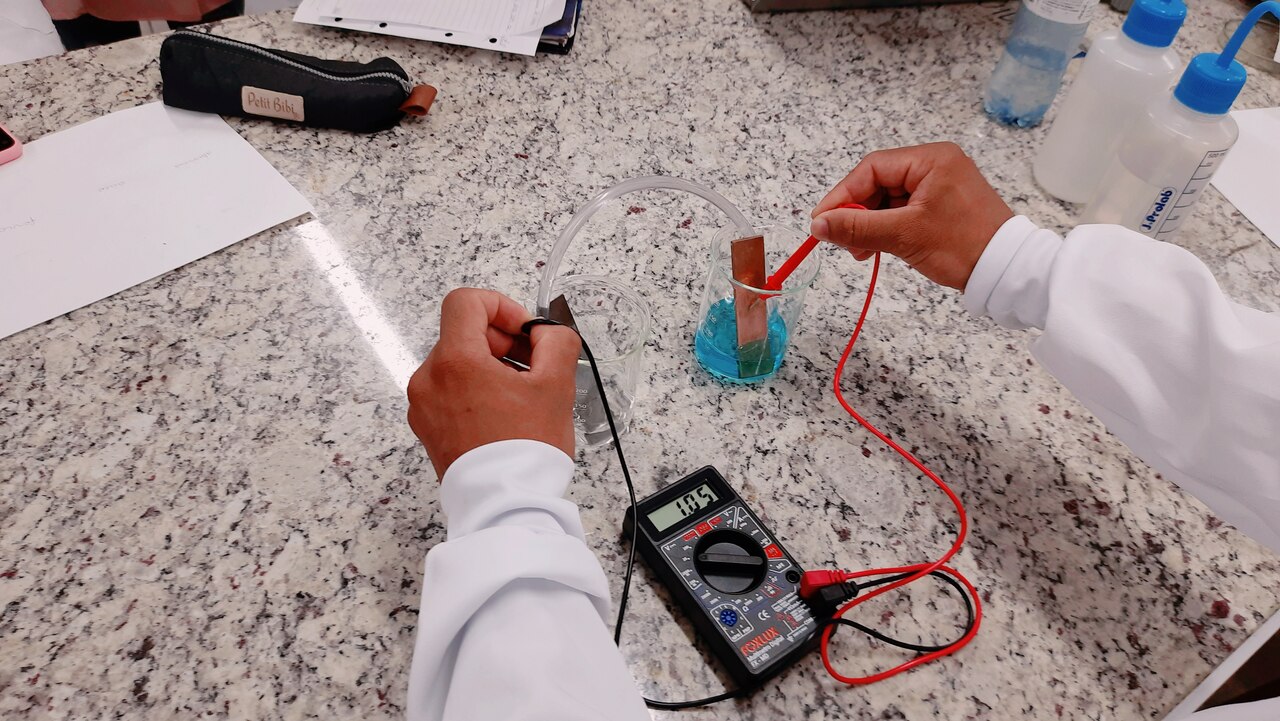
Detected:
[173,29,412,94]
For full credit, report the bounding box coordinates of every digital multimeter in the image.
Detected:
[624,466,824,688]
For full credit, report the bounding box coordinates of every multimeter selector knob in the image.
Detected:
[694,529,768,594]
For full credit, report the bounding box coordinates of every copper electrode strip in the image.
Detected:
[730,234,772,378]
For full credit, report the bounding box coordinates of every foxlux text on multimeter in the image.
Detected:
[624,466,826,688]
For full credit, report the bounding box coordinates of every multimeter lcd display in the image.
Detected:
[646,483,719,533]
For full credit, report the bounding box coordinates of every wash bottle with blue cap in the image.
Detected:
[1082,0,1280,240]
[1034,0,1188,203]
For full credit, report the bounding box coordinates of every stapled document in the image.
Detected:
[294,0,563,56]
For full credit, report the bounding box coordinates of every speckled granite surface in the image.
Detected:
[2,0,1278,718]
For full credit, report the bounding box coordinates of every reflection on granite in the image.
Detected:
[1,0,1278,718]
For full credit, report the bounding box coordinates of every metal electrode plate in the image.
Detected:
[730,235,772,378]
[548,294,608,431]
[499,294,580,369]
[502,294,608,433]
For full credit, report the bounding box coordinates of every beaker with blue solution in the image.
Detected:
[694,223,821,383]
[536,178,821,445]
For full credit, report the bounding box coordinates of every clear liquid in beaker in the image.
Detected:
[549,275,649,448]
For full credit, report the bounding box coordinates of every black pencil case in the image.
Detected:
[160,29,436,133]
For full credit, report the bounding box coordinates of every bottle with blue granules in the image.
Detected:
[984,0,1097,128]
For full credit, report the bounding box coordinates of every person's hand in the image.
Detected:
[810,142,1014,290]
[407,288,581,478]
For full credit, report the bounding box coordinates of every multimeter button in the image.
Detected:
[719,609,739,627]
[710,516,723,526]
[763,544,783,559]
[696,521,713,535]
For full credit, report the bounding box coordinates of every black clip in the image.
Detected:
[521,317,565,336]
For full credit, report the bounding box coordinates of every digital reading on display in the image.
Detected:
[647,483,719,533]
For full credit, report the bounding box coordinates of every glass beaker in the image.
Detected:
[550,275,650,448]
[693,222,821,383]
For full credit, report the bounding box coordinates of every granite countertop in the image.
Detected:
[2,0,1278,718]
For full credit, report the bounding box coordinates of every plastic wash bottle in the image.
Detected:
[1033,0,1186,203]
[1081,0,1280,241]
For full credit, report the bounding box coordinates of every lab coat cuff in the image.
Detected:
[440,439,582,541]
[962,215,1063,330]
[963,215,1036,319]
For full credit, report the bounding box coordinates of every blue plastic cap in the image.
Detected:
[1174,53,1247,114]
[1123,0,1187,47]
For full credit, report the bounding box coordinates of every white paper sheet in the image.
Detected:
[0,102,312,340]
[1163,609,1280,719]
[0,0,65,65]
[1210,107,1280,250]
[293,0,545,56]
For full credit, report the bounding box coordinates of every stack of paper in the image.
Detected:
[294,0,578,57]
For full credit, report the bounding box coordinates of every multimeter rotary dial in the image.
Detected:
[693,529,768,594]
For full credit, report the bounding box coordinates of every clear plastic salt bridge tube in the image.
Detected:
[534,176,816,416]
[534,176,754,314]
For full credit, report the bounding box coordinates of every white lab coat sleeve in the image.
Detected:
[405,439,650,721]
[963,217,1280,553]
[1178,699,1280,721]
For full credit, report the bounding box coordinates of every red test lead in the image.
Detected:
[814,251,984,685]
[799,569,854,599]
[763,202,866,291]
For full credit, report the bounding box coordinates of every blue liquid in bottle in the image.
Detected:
[984,1,1091,128]
[694,298,789,383]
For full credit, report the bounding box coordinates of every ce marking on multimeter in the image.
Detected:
[625,466,822,688]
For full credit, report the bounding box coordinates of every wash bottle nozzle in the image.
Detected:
[1173,0,1280,115]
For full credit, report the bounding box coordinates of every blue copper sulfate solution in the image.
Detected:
[693,298,788,383]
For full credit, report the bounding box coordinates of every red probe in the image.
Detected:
[763,203,866,291]
[773,210,983,684]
